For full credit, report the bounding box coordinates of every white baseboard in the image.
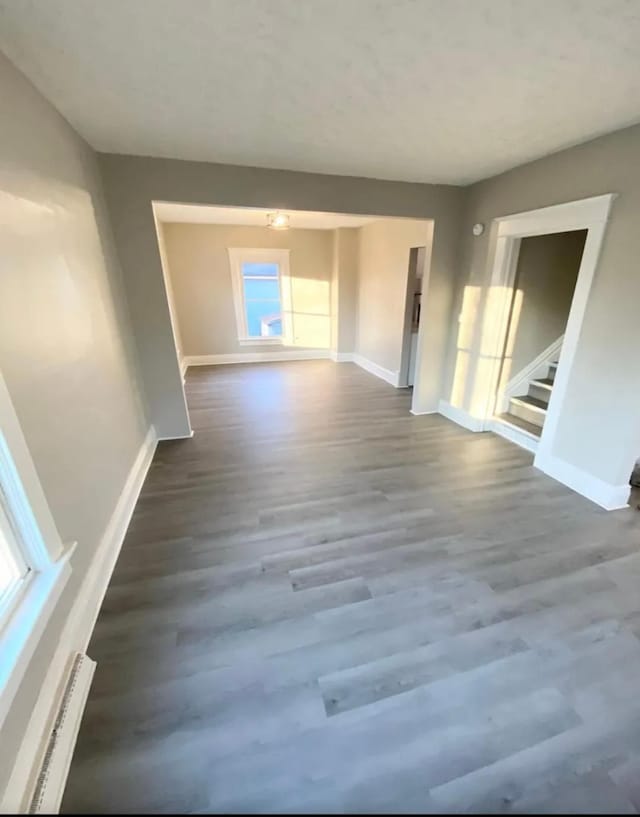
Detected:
[179,357,188,381]
[438,400,484,432]
[329,351,355,363]
[183,351,401,392]
[184,350,330,367]
[534,451,630,511]
[409,409,438,416]
[352,354,400,387]
[2,425,158,813]
[157,429,194,441]
[489,417,539,454]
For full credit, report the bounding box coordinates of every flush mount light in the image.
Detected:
[472,222,485,236]
[267,212,290,230]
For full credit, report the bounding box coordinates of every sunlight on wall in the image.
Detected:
[450,285,480,407]
[285,277,331,349]
[496,289,523,396]
[450,284,524,420]
[470,285,524,419]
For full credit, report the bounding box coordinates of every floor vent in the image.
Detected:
[29,653,96,814]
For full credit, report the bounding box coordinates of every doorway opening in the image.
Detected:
[151,203,434,432]
[491,229,587,444]
[398,246,427,388]
[463,194,629,509]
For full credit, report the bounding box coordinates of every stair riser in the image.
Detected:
[509,399,546,429]
[548,363,558,383]
[528,383,552,405]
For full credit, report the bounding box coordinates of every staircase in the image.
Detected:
[493,359,558,446]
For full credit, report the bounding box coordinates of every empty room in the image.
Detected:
[1,1,640,814]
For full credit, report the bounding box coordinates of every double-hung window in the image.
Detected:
[0,373,71,729]
[228,249,291,344]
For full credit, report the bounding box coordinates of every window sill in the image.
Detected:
[0,544,74,729]
[238,337,283,347]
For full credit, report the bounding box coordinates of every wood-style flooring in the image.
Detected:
[63,361,640,814]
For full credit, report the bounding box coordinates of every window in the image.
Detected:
[242,262,283,339]
[228,249,291,344]
[0,494,29,627]
[0,372,71,729]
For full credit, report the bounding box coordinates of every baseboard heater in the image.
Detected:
[28,653,96,813]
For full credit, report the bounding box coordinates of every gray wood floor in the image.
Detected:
[62,361,640,814]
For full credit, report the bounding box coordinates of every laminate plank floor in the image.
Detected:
[62,361,640,814]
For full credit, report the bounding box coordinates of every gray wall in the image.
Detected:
[161,223,334,356]
[334,228,359,355]
[444,121,640,487]
[508,230,586,377]
[6,41,640,796]
[98,154,466,431]
[356,219,432,375]
[155,218,184,363]
[0,54,147,790]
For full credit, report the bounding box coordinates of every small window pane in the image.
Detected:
[243,278,280,300]
[0,500,27,611]
[246,302,283,338]
[242,262,279,278]
[0,547,20,598]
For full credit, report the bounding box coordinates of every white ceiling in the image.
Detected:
[153,202,376,229]
[1,0,640,185]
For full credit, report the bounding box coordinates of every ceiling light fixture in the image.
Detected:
[267,212,290,230]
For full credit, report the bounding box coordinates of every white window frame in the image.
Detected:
[0,494,30,627]
[227,248,292,345]
[0,371,72,729]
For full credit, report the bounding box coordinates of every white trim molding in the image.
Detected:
[184,350,330,367]
[0,550,72,732]
[534,210,613,462]
[185,350,403,389]
[495,194,615,238]
[455,193,620,510]
[329,351,355,363]
[438,400,484,432]
[227,247,292,344]
[470,194,614,434]
[157,429,194,441]
[73,426,157,650]
[535,452,630,511]
[2,425,157,814]
[0,371,76,736]
[238,337,282,347]
[489,416,539,454]
[352,354,400,387]
[0,376,65,566]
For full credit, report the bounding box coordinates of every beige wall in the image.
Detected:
[98,153,466,432]
[330,233,340,353]
[444,122,640,488]
[356,219,432,375]
[332,228,359,355]
[161,223,333,355]
[507,230,586,377]
[0,53,147,789]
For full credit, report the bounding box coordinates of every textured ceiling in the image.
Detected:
[153,202,376,229]
[1,0,640,184]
